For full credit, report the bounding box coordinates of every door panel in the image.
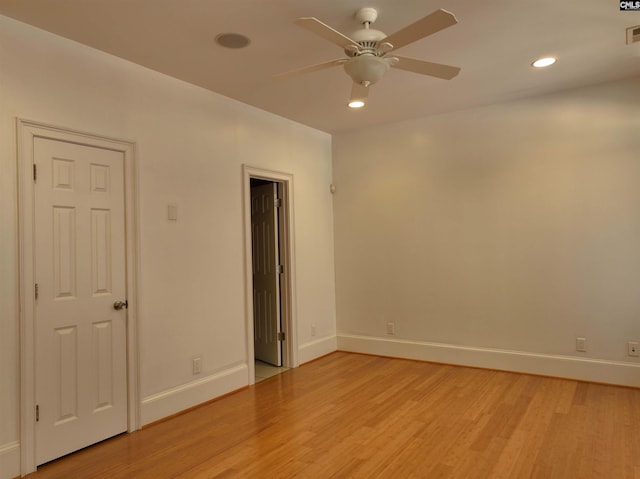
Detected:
[251,183,282,366]
[34,138,127,465]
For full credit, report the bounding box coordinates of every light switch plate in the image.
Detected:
[168,204,178,221]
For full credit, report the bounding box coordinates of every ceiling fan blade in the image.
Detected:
[392,56,460,80]
[382,9,458,51]
[295,17,361,49]
[274,59,347,80]
[349,82,369,103]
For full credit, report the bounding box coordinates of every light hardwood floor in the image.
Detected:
[25,352,640,478]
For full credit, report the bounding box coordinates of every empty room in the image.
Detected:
[0,1,639,478]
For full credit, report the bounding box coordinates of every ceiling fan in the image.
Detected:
[275,7,461,107]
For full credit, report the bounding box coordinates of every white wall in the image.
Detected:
[0,16,336,478]
[334,76,640,387]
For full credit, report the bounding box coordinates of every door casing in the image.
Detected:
[17,119,140,475]
[243,166,298,383]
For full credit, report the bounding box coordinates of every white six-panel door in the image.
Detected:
[34,138,128,465]
[251,183,282,367]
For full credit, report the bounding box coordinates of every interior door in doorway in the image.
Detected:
[251,182,282,367]
[34,138,128,465]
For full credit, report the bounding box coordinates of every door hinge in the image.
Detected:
[35,283,39,300]
[36,404,39,422]
[277,331,285,341]
[276,264,283,274]
[275,197,282,208]
[33,163,37,182]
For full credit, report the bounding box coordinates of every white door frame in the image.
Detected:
[16,119,141,475]
[243,166,298,383]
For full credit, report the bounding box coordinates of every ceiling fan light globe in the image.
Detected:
[344,55,389,85]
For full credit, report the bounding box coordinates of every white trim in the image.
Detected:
[242,166,299,384]
[140,363,248,426]
[0,442,20,479]
[337,334,640,388]
[17,119,141,475]
[298,336,337,365]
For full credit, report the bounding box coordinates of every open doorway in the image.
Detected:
[243,166,298,384]
[250,178,284,379]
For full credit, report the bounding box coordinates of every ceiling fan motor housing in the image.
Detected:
[345,9,391,86]
[348,27,387,54]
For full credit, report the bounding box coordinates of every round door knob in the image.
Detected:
[113,300,128,310]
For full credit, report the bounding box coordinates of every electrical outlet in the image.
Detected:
[628,341,639,357]
[192,356,202,374]
[386,322,396,335]
[575,337,587,352]
[311,323,317,337]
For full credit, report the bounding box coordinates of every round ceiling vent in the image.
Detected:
[215,33,251,49]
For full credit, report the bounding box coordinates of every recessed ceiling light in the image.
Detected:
[347,100,365,109]
[532,57,557,68]
[215,33,251,49]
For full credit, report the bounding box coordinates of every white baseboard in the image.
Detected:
[0,441,20,479]
[141,363,248,426]
[337,334,640,388]
[298,335,337,364]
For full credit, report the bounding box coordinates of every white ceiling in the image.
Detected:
[1,0,639,133]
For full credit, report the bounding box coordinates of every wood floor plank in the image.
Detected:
[25,352,640,479]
